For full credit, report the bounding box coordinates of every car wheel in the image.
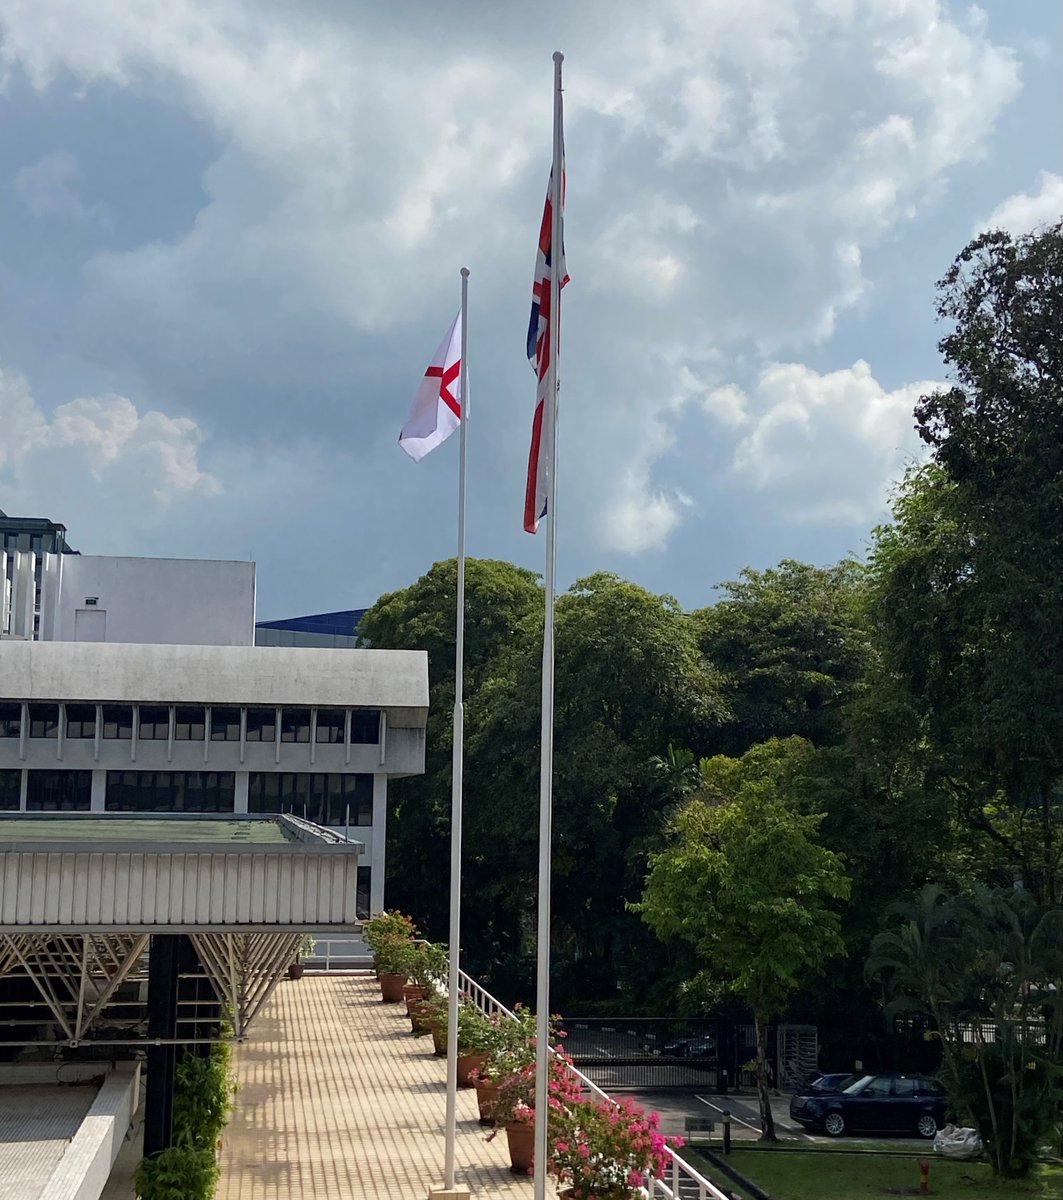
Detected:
[823,1111,846,1137]
[916,1114,939,1140]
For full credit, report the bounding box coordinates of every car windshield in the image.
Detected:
[842,1074,876,1094]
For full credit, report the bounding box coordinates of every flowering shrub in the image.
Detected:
[363,910,418,974]
[550,1095,683,1199]
[487,1049,584,1132]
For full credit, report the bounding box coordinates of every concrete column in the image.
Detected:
[370,774,387,912]
[18,769,27,812]
[90,770,107,813]
[234,772,249,814]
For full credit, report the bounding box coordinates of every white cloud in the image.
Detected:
[0,0,1026,560]
[977,172,1063,237]
[722,360,942,524]
[0,367,218,503]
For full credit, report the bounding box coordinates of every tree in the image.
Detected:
[869,223,1063,902]
[695,560,870,756]
[639,738,851,1139]
[356,558,542,940]
[467,572,725,1006]
[867,884,1063,1177]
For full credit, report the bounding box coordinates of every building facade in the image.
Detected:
[0,641,428,918]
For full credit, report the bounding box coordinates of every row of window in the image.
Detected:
[0,704,380,745]
[0,769,374,824]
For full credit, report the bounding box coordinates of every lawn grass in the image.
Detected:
[687,1146,1062,1200]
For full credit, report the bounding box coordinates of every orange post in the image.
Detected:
[919,1156,930,1194]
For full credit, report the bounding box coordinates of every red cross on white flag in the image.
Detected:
[399,313,463,461]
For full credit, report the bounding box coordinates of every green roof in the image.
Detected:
[0,815,290,845]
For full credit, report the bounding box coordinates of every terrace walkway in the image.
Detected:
[216,972,553,1199]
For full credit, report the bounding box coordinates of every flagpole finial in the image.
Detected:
[553,50,564,64]
[460,267,470,278]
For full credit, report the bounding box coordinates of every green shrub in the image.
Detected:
[135,1146,219,1199]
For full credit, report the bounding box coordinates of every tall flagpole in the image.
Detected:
[443,267,470,1192]
[533,51,564,1200]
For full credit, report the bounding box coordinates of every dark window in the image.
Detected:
[356,866,371,919]
[28,704,59,739]
[892,1078,916,1097]
[105,770,235,813]
[138,705,170,741]
[0,770,20,810]
[315,709,345,744]
[174,706,205,741]
[65,704,97,739]
[863,1077,892,1097]
[210,707,241,742]
[917,1079,945,1097]
[27,770,91,811]
[349,710,380,745]
[281,709,311,743]
[0,703,20,739]
[103,705,133,740]
[245,708,276,743]
[248,773,372,825]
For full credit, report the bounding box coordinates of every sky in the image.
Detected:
[0,0,1060,621]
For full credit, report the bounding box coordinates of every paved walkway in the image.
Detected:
[217,973,556,1199]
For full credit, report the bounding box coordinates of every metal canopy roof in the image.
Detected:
[0,813,364,933]
[0,813,366,1046]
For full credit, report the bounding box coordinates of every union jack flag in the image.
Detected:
[523,160,569,535]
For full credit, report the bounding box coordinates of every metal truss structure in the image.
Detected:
[0,931,302,1047]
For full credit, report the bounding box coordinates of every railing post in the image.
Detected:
[722,1110,731,1154]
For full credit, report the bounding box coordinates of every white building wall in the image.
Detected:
[53,556,256,646]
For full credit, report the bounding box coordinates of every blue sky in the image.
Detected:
[1,0,1060,619]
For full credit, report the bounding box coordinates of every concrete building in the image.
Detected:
[255,607,365,648]
[0,640,428,918]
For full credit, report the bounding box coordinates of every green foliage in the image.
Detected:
[867,884,1063,1177]
[869,223,1063,903]
[136,1044,234,1199]
[404,940,448,992]
[171,1043,236,1154]
[639,738,850,1138]
[135,1146,219,1200]
[695,559,870,755]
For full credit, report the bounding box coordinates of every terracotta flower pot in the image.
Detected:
[402,982,426,1014]
[287,962,304,980]
[457,1051,487,1087]
[378,972,407,1003]
[431,1021,446,1056]
[473,1079,500,1126]
[505,1122,535,1175]
[408,999,432,1034]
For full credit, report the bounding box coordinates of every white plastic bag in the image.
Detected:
[933,1123,983,1159]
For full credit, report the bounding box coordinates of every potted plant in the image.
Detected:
[487,1050,584,1175]
[426,995,496,1072]
[403,941,447,1033]
[550,1095,683,1198]
[469,1005,538,1125]
[365,911,418,1002]
[287,934,316,980]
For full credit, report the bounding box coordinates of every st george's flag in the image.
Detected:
[399,313,463,461]
[523,162,569,533]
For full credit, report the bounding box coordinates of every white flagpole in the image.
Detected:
[533,51,564,1200]
[443,267,470,1191]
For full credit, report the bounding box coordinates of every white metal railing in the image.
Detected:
[307,939,370,971]
[457,969,731,1200]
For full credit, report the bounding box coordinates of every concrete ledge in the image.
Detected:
[42,1064,140,1200]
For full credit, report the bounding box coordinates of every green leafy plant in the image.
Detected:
[172,1043,236,1154]
[364,910,418,975]
[405,941,448,993]
[135,1146,219,1199]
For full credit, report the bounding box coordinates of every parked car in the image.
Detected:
[803,1071,856,1092]
[661,1034,717,1058]
[789,1073,947,1138]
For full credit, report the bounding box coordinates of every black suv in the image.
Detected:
[789,1073,947,1138]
